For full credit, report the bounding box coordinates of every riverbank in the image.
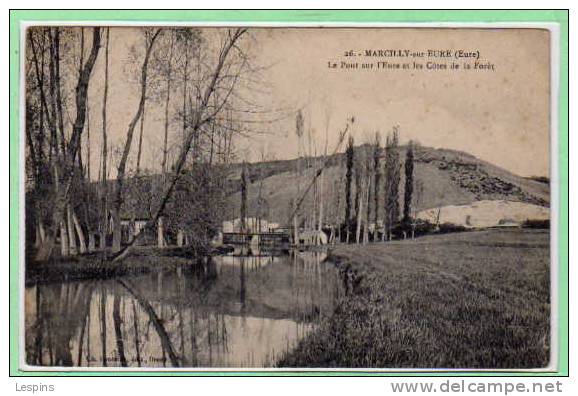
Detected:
[278,229,550,368]
[24,246,217,285]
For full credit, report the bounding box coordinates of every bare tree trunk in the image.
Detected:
[66,205,77,255]
[88,232,96,252]
[47,32,60,155]
[161,35,174,174]
[28,30,53,156]
[293,200,300,246]
[157,217,166,248]
[34,223,43,248]
[34,225,41,249]
[363,177,371,245]
[86,98,91,182]
[72,210,87,254]
[182,52,188,148]
[54,30,66,156]
[39,222,46,244]
[100,27,110,253]
[83,98,96,246]
[59,221,69,257]
[355,176,364,245]
[366,178,372,241]
[318,168,324,233]
[112,29,161,253]
[111,207,122,253]
[135,104,145,176]
[49,28,66,156]
[34,28,101,262]
[209,92,217,164]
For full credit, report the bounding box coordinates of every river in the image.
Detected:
[24,248,343,368]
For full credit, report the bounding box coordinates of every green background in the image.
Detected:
[9,9,569,377]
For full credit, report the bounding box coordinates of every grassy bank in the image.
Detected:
[278,229,550,369]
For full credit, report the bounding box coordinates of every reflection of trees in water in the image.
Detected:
[131,299,142,366]
[26,282,94,366]
[118,279,179,366]
[99,283,107,367]
[240,256,246,310]
[289,250,341,322]
[25,252,343,367]
[113,291,127,366]
[25,279,182,367]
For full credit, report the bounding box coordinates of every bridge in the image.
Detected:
[222,231,291,246]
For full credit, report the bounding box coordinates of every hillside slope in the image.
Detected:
[417,200,549,228]
[223,145,550,227]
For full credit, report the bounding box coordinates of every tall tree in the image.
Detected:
[344,136,354,242]
[161,31,175,174]
[111,28,162,252]
[318,108,331,234]
[403,141,415,224]
[293,109,304,245]
[373,132,381,241]
[365,144,372,241]
[354,148,366,244]
[111,28,249,262]
[174,28,199,150]
[384,127,401,240]
[354,146,363,236]
[34,27,101,261]
[49,28,65,156]
[100,27,110,252]
[363,149,372,245]
[27,30,50,248]
[135,105,146,176]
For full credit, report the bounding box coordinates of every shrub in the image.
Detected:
[522,219,550,229]
[438,222,467,234]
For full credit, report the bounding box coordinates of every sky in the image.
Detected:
[247,28,551,177]
[43,26,551,178]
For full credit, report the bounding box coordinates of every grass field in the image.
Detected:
[278,229,550,369]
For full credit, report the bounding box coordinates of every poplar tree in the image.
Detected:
[403,141,414,224]
[384,127,400,240]
[344,136,354,242]
[373,132,381,241]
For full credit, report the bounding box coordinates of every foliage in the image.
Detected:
[164,165,229,249]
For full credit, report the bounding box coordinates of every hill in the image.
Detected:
[222,145,550,227]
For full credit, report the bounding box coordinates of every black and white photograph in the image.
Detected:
[22,25,553,370]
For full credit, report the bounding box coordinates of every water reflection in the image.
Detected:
[25,250,342,368]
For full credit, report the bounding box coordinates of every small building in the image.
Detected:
[120,217,150,243]
[221,218,290,245]
[223,217,271,234]
[267,222,281,232]
[298,230,328,245]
